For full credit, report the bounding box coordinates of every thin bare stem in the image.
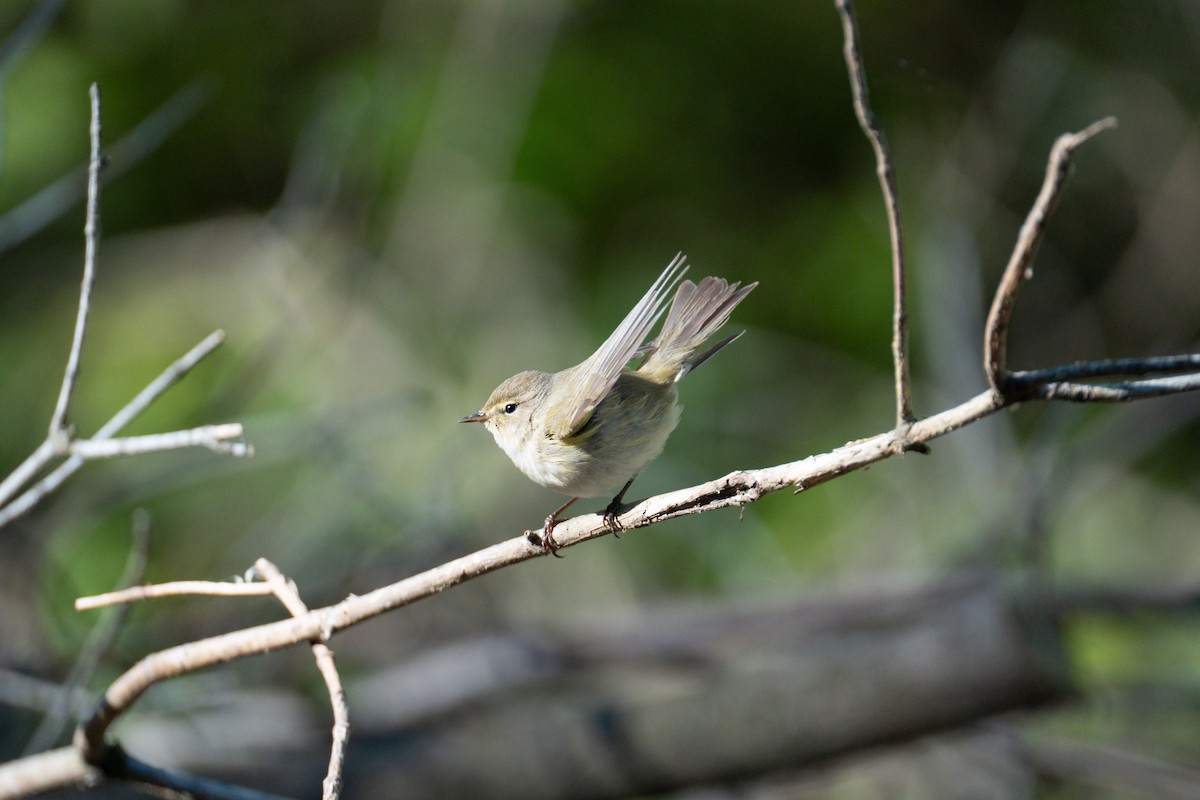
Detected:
[1022,374,1200,402]
[254,559,348,800]
[0,329,233,528]
[49,83,103,445]
[0,80,211,255]
[0,440,55,513]
[69,423,249,459]
[1009,354,1200,383]
[984,117,1117,393]
[75,579,274,612]
[110,749,295,800]
[836,0,913,427]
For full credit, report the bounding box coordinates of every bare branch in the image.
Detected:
[984,117,1118,393]
[0,745,293,800]
[108,745,295,800]
[69,423,250,459]
[0,84,247,531]
[1022,373,1200,402]
[254,559,348,800]
[75,578,275,611]
[0,328,238,528]
[49,83,103,445]
[0,748,100,799]
[1010,353,1200,383]
[0,80,211,255]
[65,344,1200,764]
[835,0,914,427]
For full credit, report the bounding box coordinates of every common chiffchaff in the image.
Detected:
[461,253,756,553]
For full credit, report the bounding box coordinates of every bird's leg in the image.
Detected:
[603,476,637,533]
[528,496,578,557]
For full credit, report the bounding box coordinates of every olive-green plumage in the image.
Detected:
[461,253,755,537]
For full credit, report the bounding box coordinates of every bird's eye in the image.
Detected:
[504,403,518,414]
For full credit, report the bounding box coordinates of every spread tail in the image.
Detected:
[638,275,757,382]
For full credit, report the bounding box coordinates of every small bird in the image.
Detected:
[461,253,756,554]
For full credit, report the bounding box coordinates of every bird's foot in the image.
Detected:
[602,497,626,534]
[525,513,564,558]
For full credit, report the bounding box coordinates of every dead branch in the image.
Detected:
[984,117,1119,394]
[836,0,914,428]
[254,559,349,800]
[75,578,275,612]
[0,86,251,530]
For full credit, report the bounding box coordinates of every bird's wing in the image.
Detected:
[556,253,688,438]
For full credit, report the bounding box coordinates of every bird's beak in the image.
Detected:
[459,411,488,423]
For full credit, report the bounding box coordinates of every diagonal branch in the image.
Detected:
[0,330,246,528]
[983,117,1118,394]
[62,109,1200,769]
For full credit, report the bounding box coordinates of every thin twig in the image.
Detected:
[0,84,245,530]
[0,80,211,255]
[25,511,151,754]
[69,424,250,459]
[0,330,237,528]
[1009,353,1200,383]
[254,559,348,800]
[836,0,914,427]
[49,83,103,446]
[0,440,56,515]
[983,117,1117,393]
[1022,374,1200,402]
[76,579,275,612]
[111,745,295,800]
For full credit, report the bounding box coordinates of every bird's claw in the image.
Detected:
[602,499,626,535]
[527,514,564,558]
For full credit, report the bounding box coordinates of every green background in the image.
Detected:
[1,1,1197,796]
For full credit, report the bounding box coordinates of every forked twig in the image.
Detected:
[254,560,348,800]
[0,87,251,530]
[0,331,237,528]
[48,84,103,445]
[72,560,350,799]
